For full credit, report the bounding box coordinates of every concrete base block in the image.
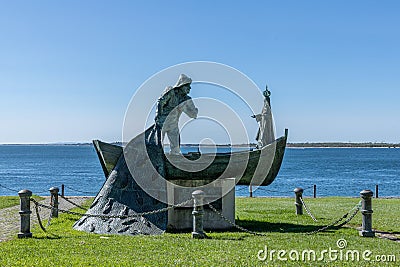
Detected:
[167,178,235,231]
[359,230,375,237]
[17,232,32,238]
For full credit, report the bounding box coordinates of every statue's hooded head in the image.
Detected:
[173,74,192,89]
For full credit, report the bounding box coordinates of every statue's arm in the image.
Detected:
[251,114,262,122]
[181,97,198,118]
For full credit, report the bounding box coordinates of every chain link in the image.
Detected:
[335,201,362,227]
[30,198,193,219]
[58,194,87,210]
[63,185,98,195]
[235,186,248,192]
[29,193,363,236]
[208,203,268,236]
[47,207,53,227]
[248,185,314,195]
[307,200,362,235]
[47,195,55,227]
[299,197,317,222]
[0,184,47,195]
[33,202,47,232]
[254,187,290,194]
[209,198,361,236]
[0,184,20,193]
[303,185,315,190]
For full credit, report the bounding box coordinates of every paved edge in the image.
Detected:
[0,196,92,242]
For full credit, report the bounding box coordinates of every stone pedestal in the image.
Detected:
[167,178,235,231]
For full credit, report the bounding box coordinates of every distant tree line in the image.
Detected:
[287,142,399,148]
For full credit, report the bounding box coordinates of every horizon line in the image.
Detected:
[1,141,400,146]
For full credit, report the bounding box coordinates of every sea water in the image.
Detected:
[0,145,399,197]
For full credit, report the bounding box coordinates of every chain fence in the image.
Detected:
[208,198,363,236]
[0,183,99,196]
[306,200,362,235]
[0,184,21,193]
[4,180,373,238]
[208,203,268,236]
[0,184,50,195]
[23,189,365,237]
[33,203,49,232]
[63,185,98,195]
[236,184,390,198]
[58,194,87,210]
[299,196,318,222]
[244,184,315,197]
[235,186,249,193]
[30,197,193,233]
[2,183,386,199]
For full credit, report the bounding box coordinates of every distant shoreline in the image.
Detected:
[1,142,399,148]
[287,142,399,148]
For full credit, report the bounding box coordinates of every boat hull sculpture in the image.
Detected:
[93,128,288,186]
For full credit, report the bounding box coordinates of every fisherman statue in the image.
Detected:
[252,85,275,148]
[150,74,198,154]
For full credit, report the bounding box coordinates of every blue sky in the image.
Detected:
[1,1,399,144]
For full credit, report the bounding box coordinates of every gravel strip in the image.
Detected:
[0,196,91,242]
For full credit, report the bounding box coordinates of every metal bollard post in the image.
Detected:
[49,187,59,218]
[294,187,303,215]
[61,184,65,197]
[359,189,375,237]
[18,189,33,238]
[313,184,317,198]
[375,184,379,199]
[192,190,206,239]
[249,185,253,198]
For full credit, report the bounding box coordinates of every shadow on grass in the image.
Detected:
[165,219,339,238]
[34,217,340,240]
[235,219,334,234]
[33,233,61,240]
[205,234,247,241]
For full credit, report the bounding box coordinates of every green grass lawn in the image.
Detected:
[0,196,20,209]
[0,197,399,266]
[0,195,44,209]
